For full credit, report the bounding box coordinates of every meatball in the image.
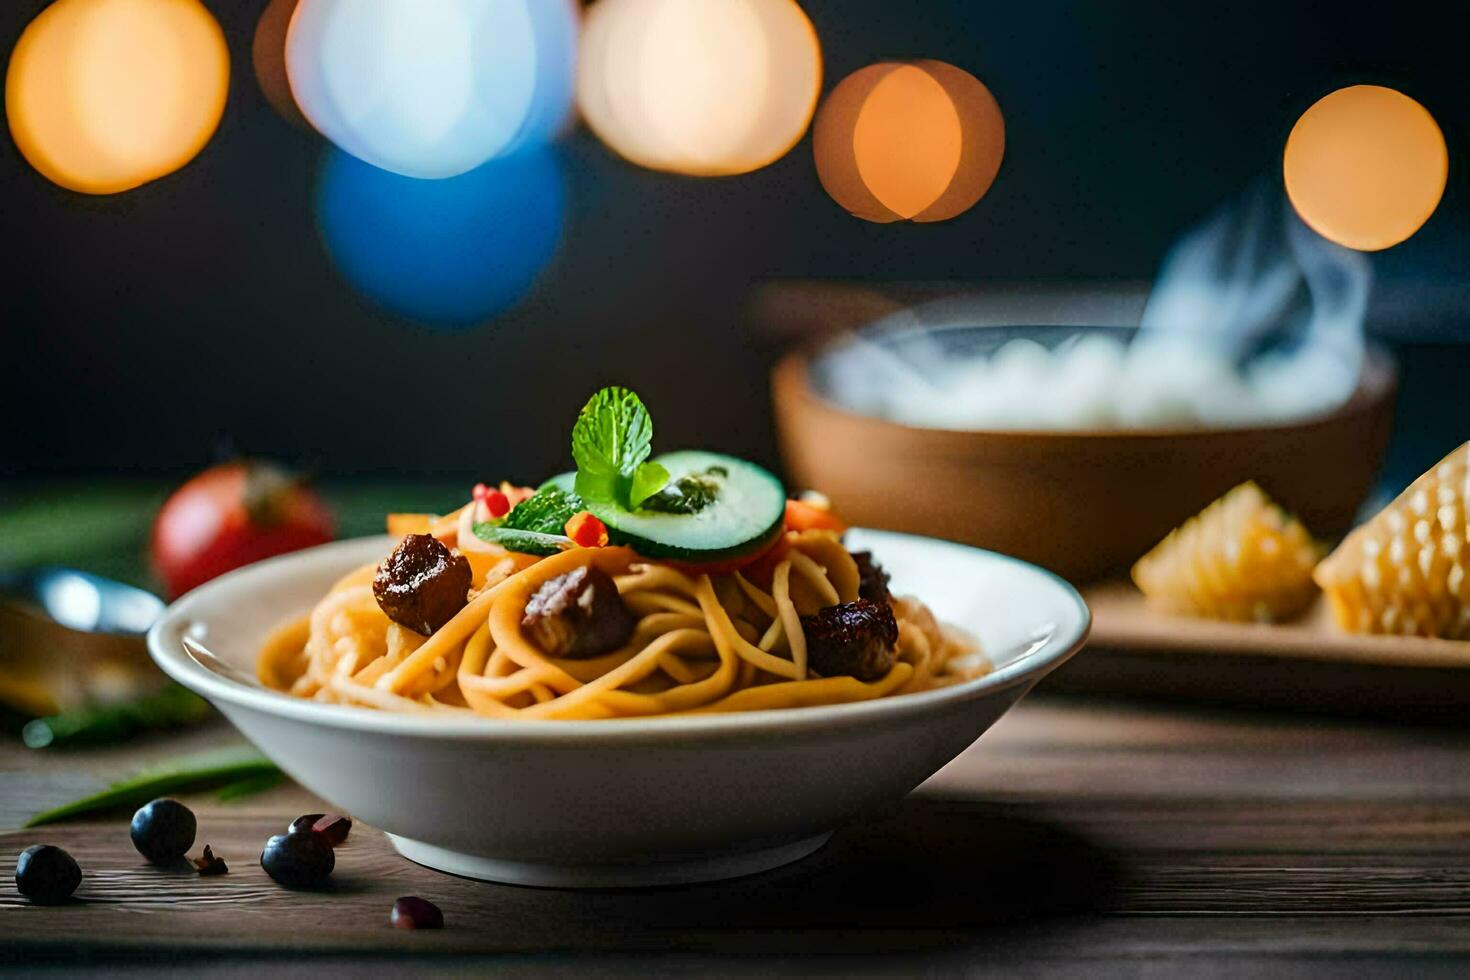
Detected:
[850,550,892,605]
[801,599,899,682]
[522,565,636,659]
[373,534,472,635]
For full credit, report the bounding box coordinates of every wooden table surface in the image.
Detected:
[4,693,1470,977]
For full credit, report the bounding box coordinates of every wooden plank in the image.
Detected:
[6,698,1470,967]
[926,698,1470,801]
[8,794,1470,955]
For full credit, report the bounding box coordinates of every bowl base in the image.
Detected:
[387,832,832,888]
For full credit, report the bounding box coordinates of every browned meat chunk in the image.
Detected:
[373,533,472,635]
[801,598,899,681]
[850,550,892,604]
[522,565,636,659]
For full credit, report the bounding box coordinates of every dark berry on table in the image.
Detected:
[15,844,82,905]
[312,814,352,845]
[261,831,335,888]
[288,813,325,836]
[192,845,229,876]
[130,799,197,864]
[391,896,444,930]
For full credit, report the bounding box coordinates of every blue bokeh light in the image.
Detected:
[287,0,578,179]
[506,0,579,153]
[316,145,564,329]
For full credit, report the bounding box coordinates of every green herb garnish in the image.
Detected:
[571,387,670,509]
[216,769,286,802]
[21,682,211,749]
[641,467,727,515]
[629,461,671,510]
[25,746,279,827]
[473,486,583,556]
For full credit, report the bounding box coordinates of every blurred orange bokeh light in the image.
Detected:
[6,0,229,195]
[814,60,1004,223]
[1284,85,1447,251]
[854,65,962,219]
[578,0,822,177]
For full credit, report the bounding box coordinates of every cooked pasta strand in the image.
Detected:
[259,530,986,718]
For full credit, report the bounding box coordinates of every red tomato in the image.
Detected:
[151,461,335,598]
[665,532,786,578]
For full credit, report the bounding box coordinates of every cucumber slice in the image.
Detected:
[583,451,785,562]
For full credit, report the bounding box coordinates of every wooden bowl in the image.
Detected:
[772,326,1397,583]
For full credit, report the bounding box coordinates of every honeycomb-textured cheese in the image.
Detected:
[1315,442,1470,638]
[1132,482,1320,622]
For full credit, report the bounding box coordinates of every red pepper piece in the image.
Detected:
[483,489,511,519]
[565,511,609,548]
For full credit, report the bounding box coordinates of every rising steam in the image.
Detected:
[817,183,1373,430]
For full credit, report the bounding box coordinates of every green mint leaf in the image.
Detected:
[574,469,619,505]
[629,461,670,509]
[571,387,654,493]
[473,487,583,556]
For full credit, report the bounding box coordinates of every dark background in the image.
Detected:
[3,0,1467,488]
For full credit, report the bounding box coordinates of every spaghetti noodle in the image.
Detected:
[258,528,987,719]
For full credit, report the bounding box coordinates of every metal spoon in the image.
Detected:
[0,568,170,732]
[0,567,163,635]
[1,568,264,691]
[181,636,266,690]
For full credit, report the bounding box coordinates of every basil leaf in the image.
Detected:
[629,461,670,510]
[473,487,582,556]
[503,487,584,533]
[471,526,568,556]
[571,387,654,503]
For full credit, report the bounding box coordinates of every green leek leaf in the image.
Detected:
[25,746,279,827]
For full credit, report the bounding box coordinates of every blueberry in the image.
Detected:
[15,844,82,905]
[130,799,196,864]
[261,831,334,889]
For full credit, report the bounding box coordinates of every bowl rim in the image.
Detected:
[780,322,1397,441]
[147,530,1091,744]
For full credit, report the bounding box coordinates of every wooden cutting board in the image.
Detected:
[1046,581,1470,721]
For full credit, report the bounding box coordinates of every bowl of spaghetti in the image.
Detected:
[147,388,1090,886]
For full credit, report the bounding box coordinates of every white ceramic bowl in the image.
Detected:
[148,529,1089,887]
